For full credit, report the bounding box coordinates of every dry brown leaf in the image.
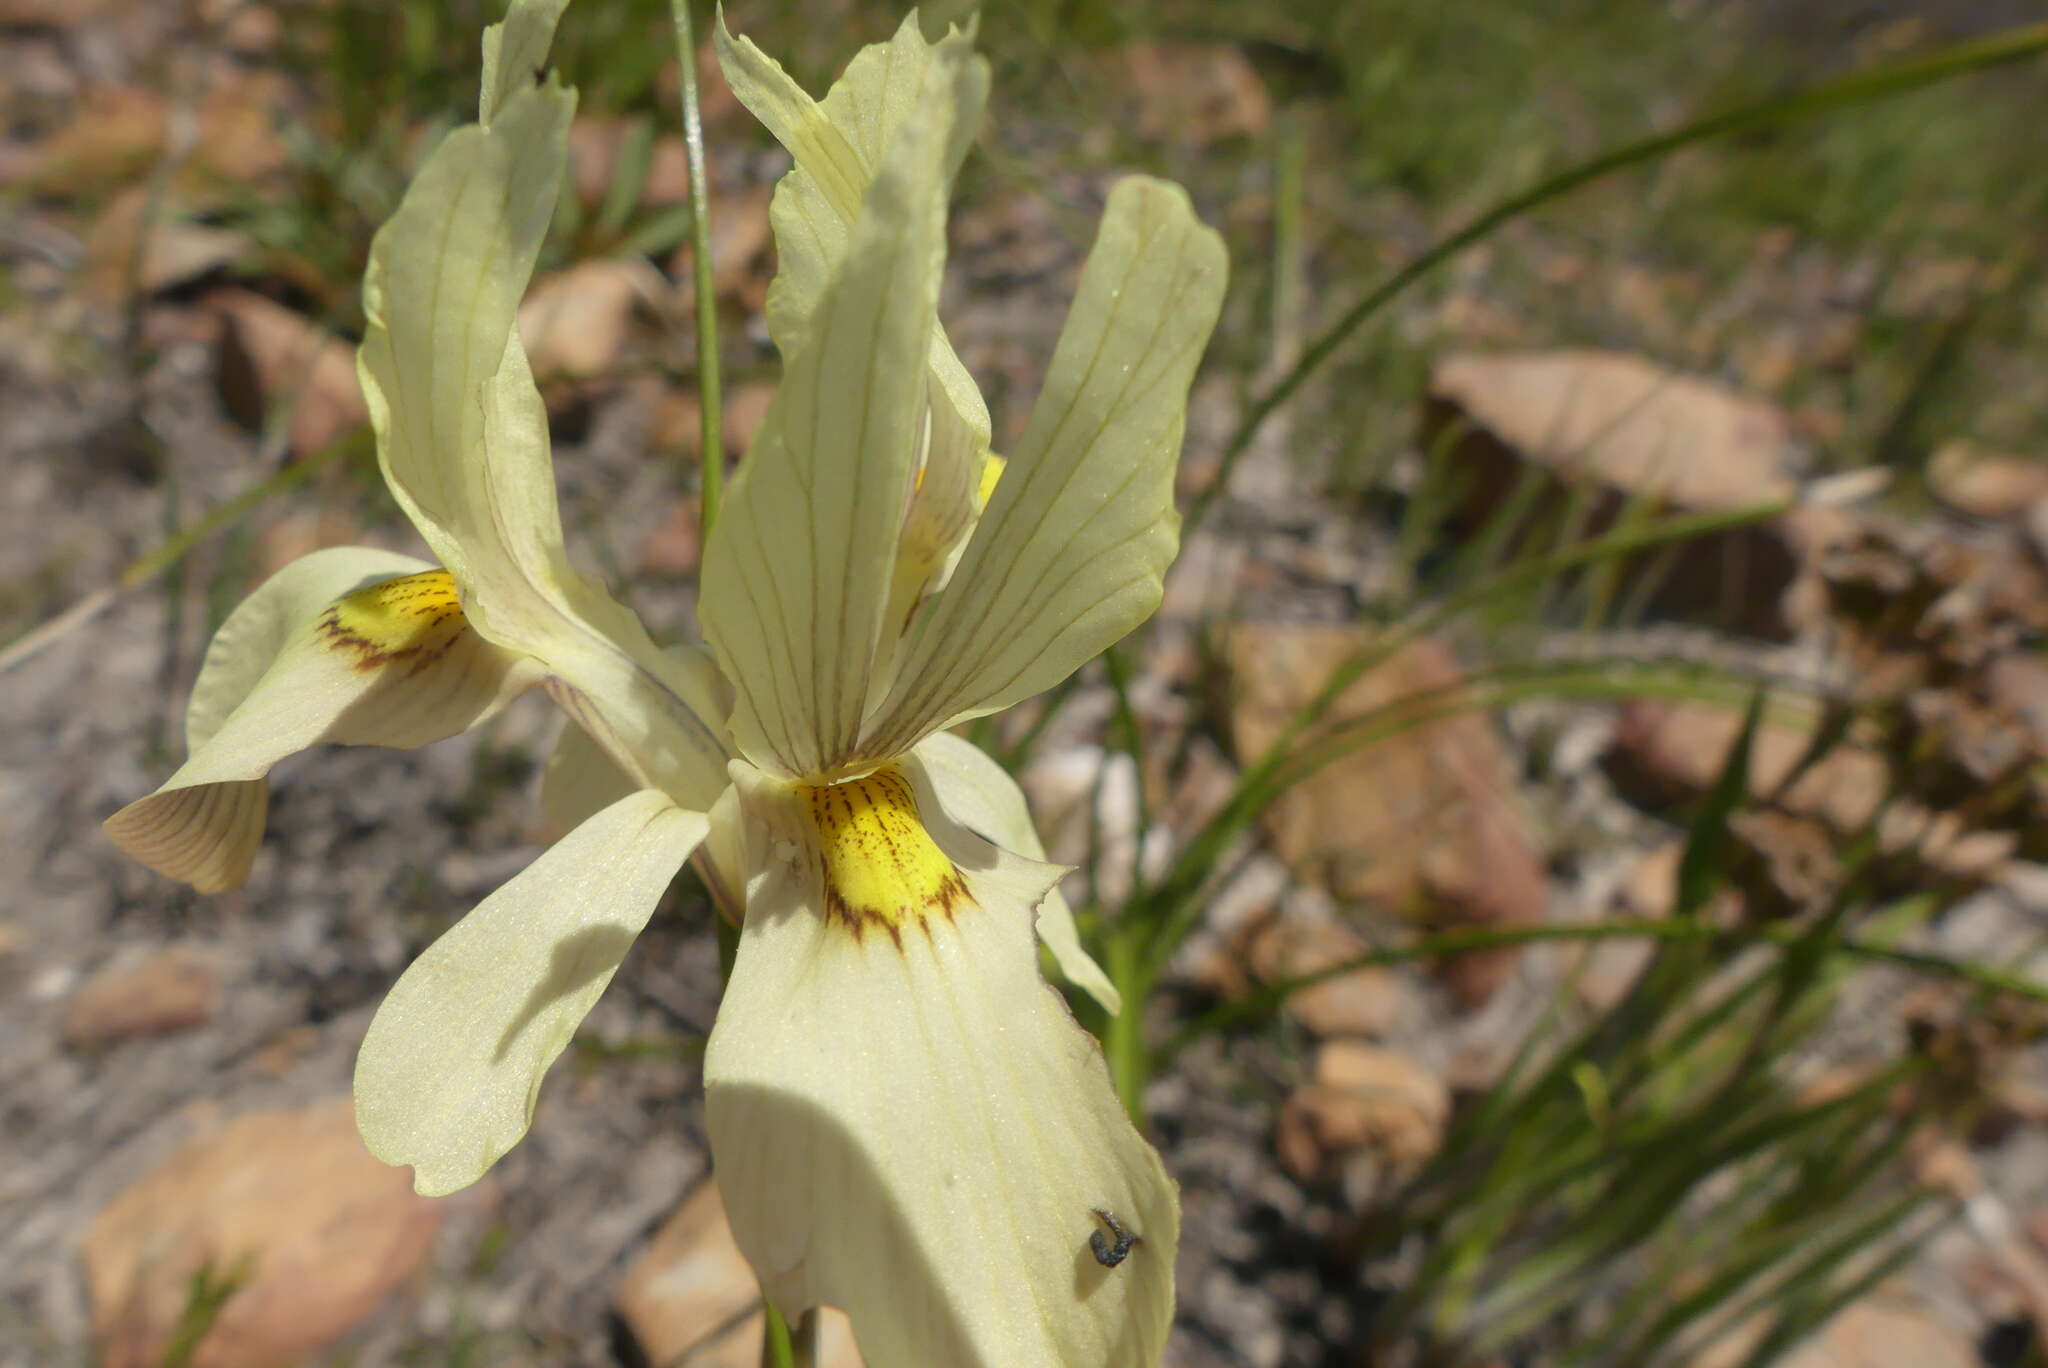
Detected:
[82,186,249,299]
[207,288,366,457]
[1226,624,1547,1008]
[1425,349,1813,636]
[517,257,656,381]
[1928,440,2048,521]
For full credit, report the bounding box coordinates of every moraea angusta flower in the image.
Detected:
[103,3,1225,1363]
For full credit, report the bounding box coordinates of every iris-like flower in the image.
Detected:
[102,3,1224,1363]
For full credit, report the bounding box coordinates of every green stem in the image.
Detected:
[1180,20,2048,541]
[761,1300,796,1368]
[1104,931,1151,1125]
[668,0,724,536]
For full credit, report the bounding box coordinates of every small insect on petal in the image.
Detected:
[1089,1207,1142,1269]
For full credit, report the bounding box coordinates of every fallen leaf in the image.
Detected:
[83,187,249,299]
[1201,907,1414,1040]
[1275,1042,1448,1190]
[207,288,366,457]
[1226,624,1547,1008]
[1425,349,1811,637]
[518,257,656,381]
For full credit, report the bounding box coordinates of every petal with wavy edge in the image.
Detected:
[480,0,569,126]
[714,16,995,677]
[908,729,1118,1015]
[355,789,707,1196]
[861,178,1228,760]
[698,36,987,778]
[358,7,728,807]
[706,762,1176,1367]
[103,547,537,893]
[713,11,988,444]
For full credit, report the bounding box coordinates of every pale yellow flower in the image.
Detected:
[103,3,1225,1363]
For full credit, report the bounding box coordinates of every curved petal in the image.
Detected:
[714,11,990,446]
[536,646,732,839]
[355,789,707,1196]
[706,765,1176,1367]
[698,34,988,778]
[103,547,538,893]
[861,178,1228,760]
[536,716,635,842]
[357,5,728,807]
[908,730,1118,1015]
[716,15,997,693]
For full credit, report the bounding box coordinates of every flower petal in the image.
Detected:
[357,3,728,806]
[699,33,988,777]
[355,789,707,1196]
[536,645,732,838]
[714,11,989,448]
[103,548,537,893]
[536,716,635,842]
[909,730,1118,1014]
[862,178,1228,759]
[716,16,998,685]
[706,765,1176,1366]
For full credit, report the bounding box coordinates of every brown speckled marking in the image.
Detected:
[317,569,469,675]
[802,766,970,946]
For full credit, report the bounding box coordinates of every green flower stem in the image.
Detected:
[1103,929,1152,1125]
[761,1300,796,1368]
[667,0,724,537]
[1181,20,2048,541]
[1156,917,2048,1063]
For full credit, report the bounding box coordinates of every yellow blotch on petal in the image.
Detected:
[975,451,1005,510]
[802,765,968,943]
[317,569,468,673]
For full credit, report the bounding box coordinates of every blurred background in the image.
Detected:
[7,0,2048,1364]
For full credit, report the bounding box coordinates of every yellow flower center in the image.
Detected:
[318,569,469,674]
[802,765,968,944]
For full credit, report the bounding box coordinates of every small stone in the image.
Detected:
[1928,440,2048,521]
[615,1179,863,1368]
[637,494,704,577]
[61,945,220,1049]
[1605,699,1887,834]
[1274,1042,1448,1189]
[1119,42,1271,146]
[84,1099,449,1368]
[1208,909,1412,1040]
[1693,1294,1977,1368]
[1567,841,1685,1009]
